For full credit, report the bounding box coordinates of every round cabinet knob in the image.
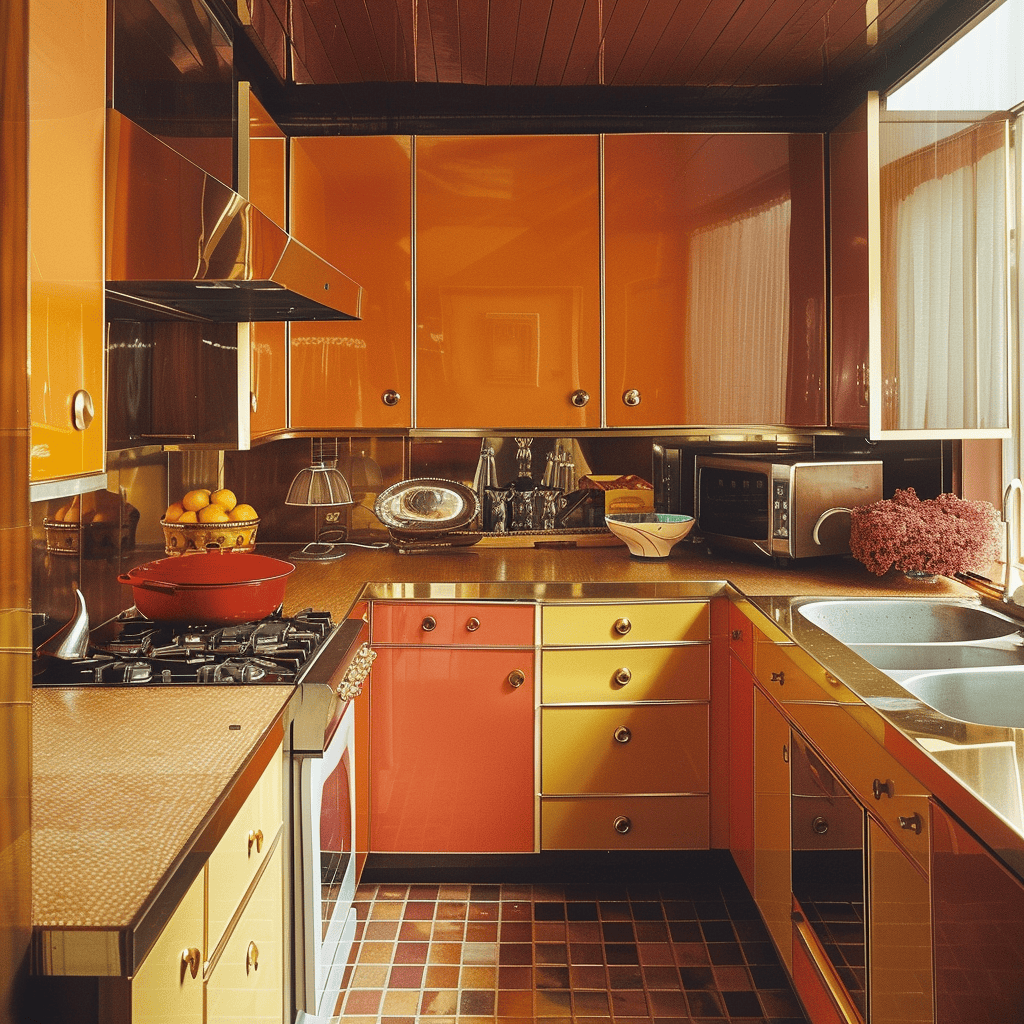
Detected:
[570,389,590,408]
[421,616,437,632]
[246,940,259,974]
[614,667,632,686]
[507,669,526,689]
[730,629,744,641]
[71,389,94,431]
[382,389,401,407]
[812,816,829,835]
[466,617,481,632]
[613,617,632,636]
[622,389,641,407]
[180,947,201,980]
[613,815,632,834]
[613,726,631,744]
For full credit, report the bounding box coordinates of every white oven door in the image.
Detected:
[294,701,357,1022]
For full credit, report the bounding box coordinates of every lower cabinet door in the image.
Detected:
[541,795,709,850]
[131,870,204,1023]
[206,841,284,1024]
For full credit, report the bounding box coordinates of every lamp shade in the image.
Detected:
[285,463,353,507]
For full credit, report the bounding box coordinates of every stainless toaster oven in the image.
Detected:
[690,453,883,562]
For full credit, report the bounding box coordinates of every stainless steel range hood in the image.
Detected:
[105,111,363,322]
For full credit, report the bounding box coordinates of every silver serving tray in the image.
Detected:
[374,478,480,537]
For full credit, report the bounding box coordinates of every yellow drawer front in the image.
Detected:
[541,705,708,795]
[754,641,860,704]
[131,870,204,1023]
[207,744,284,948]
[542,645,709,703]
[541,796,709,850]
[206,841,284,1024]
[542,602,709,646]
[789,703,930,870]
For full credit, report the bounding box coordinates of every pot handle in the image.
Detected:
[117,574,178,594]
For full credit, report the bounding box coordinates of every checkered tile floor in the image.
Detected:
[330,879,809,1022]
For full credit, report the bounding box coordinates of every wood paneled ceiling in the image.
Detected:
[228,0,996,130]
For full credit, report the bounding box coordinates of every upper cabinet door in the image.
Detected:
[29,0,106,484]
[870,94,1011,437]
[604,134,826,429]
[290,136,413,431]
[416,136,601,431]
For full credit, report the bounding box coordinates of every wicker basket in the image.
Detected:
[44,507,140,559]
[160,517,260,556]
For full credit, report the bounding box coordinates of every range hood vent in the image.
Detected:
[105,111,363,323]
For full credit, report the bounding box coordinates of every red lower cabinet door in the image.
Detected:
[370,647,535,853]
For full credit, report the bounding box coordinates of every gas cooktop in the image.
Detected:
[33,608,335,686]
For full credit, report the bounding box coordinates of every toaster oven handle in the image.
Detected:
[812,507,852,545]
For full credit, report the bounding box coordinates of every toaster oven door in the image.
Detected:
[696,464,771,541]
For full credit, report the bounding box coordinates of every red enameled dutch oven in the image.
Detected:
[118,550,296,624]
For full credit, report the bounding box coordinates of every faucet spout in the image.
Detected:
[1002,479,1024,604]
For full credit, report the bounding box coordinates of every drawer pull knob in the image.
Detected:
[782,743,789,764]
[466,617,481,632]
[180,947,201,980]
[570,389,590,407]
[421,616,437,632]
[812,815,829,835]
[381,389,401,406]
[771,670,785,685]
[622,389,642,407]
[613,815,632,834]
[872,778,894,800]
[730,629,744,641]
[899,812,924,834]
[613,617,632,635]
[246,940,259,974]
[247,828,264,855]
[614,667,632,686]
[614,726,632,744]
[71,389,95,431]
[507,669,526,689]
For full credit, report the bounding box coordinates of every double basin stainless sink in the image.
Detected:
[796,599,1024,729]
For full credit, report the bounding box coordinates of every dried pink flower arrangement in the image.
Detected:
[849,487,1001,577]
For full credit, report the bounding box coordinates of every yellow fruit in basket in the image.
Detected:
[210,488,237,512]
[177,509,199,523]
[182,489,211,512]
[163,501,186,523]
[228,503,258,522]
[63,496,82,524]
[198,504,231,524]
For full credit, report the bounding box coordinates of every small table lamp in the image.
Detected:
[285,439,354,561]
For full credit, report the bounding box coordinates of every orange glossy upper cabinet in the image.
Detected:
[289,136,412,431]
[415,136,601,430]
[603,134,826,428]
[239,86,287,440]
[29,0,106,484]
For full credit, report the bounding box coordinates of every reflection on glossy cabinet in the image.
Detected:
[29,0,106,483]
[130,870,204,1022]
[728,654,755,893]
[754,688,792,972]
[206,841,284,1024]
[603,133,826,428]
[868,817,933,1024]
[415,136,601,430]
[249,321,287,438]
[290,136,412,430]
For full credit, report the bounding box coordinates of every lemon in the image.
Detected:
[182,489,211,512]
[228,503,258,522]
[198,504,231,524]
[177,509,199,523]
[163,501,186,523]
[210,488,237,512]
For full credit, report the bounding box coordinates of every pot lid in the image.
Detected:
[123,550,295,587]
[374,478,479,534]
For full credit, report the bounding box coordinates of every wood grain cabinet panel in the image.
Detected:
[206,841,284,1024]
[415,135,601,430]
[603,133,826,428]
[290,135,413,431]
[541,705,708,795]
[130,870,204,1023]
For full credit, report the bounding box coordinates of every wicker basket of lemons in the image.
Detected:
[161,488,260,555]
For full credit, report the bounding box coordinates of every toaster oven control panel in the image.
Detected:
[772,479,790,540]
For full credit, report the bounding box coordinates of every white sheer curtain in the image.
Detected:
[683,199,791,423]
[893,142,1007,429]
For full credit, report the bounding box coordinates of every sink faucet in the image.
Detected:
[1003,479,1024,604]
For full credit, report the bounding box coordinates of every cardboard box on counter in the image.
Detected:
[579,475,654,525]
